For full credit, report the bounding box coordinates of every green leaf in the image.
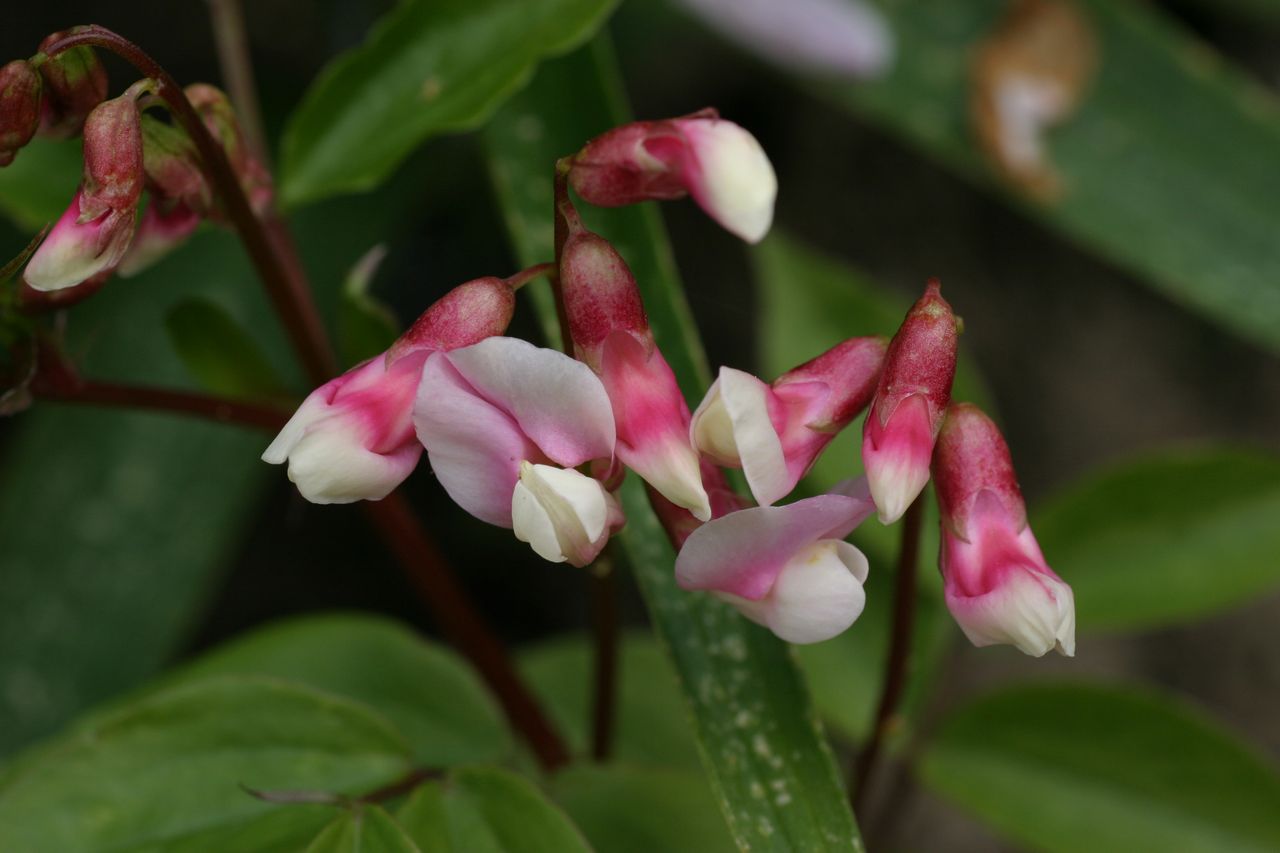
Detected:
[0,138,82,231]
[519,631,697,768]
[338,245,400,365]
[1032,447,1280,633]
[919,683,1280,853]
[165,295,289,399]
[485,39,863,851]
[280,0,619,207]
[817,1,1280,353]
[551,765,735,853]
[0,677,412,852]
[397,766,590,853]
[308,806,422,853]
[151,613,514,767]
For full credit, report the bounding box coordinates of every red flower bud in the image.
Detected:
[386,276,517,364]
[141,115,212,215]
[80,89,145,221]
[36,30,108,139]
[862,279,959,522]
[185,83,273,216]
[0,61,43,166]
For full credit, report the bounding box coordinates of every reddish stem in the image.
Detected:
[851,496,924,813]
[33,378,288,431]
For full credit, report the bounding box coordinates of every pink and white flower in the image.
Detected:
[568,110,776,243]
[933,403,1075,657]
[264,276,518,504]
[23,188,136,291]
[862,279,958,523]
[560,226,710,521]
[676,478,876,643]
[691,336,885,506]
[413,336,622,567]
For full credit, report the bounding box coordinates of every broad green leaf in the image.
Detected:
[308,806,422,853]
[280,0,619,206]
[397,766,590,853]
[0,677,412,852]
[812,1,1280,353]
[486,39,863,851]
[166,295,289,399]
[519,631,696,768]
[1033,447,1280,633]
[338,245,400,366]
[152,613,514,766]
[551,765,735,853]
[0,138,81,230]
[920,683,1280,853]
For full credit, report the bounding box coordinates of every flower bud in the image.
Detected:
[862,279,958,523]
[385,276,516,365]
[0,61,43,166]
[36,31,108,138]
[560,226,710,520]
[676,478,876,643]
[185,83,273,215]
[512,462,624,567]
[79,88,145,220]
[141,114,212,215]
[691,336,886,506]
[23,189,135,292]
[569,110,777,243]
[933,403,1075,657]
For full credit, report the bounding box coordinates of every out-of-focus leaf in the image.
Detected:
[165,295,289,399]
[397,766,590,853]
[280,0,619,206]
[818,1,1280,353]
[551,765,735,853]
[920,683,1280,852]
[0,138,81,231]
[0,677,411,852]
[338,244,399,365]
[519,632,696,768]
[1033,447,1280,633]
[308,806,421,853]
[151,613,514,767]
[486,39,863,851]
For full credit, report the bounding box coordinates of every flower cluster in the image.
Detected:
[2,34,269,301]
[263,109,1075,656]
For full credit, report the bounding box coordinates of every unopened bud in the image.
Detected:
[385,276,516,364]
[185,83,273,215]
[0,61,43,166]
[141,115,212,215]
[80,88,145,220]
[559,229,650,369]
[862,279,958,523]
[36,31,108,138]
[569,110,776,243]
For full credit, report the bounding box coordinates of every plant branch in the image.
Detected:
[42,26,334,383]
[205,0,270,167]
[33,378,289,431]
[851,495,924,813]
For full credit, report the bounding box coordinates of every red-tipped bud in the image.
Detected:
[36,31,108,138]
[559,226,709,520]
[0,61,43,166]
[386,277,516,365]
[185,83,273,215]
[141,114,212,215]
[691,337,886,506]
[933,403,1075,657]
[862,279,958,523]
[79,87,145,220]
[569,110,777,243]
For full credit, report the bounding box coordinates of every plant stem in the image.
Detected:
[42,26,334,383]
[42,25,570,770]
[851,496,924,813]
[33,379,289,431]
[365,494,569,769]
[206,0,270,167]
[589,554,619,761]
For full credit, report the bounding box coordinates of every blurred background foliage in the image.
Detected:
[1,0,1279,850]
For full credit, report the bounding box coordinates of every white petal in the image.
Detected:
[280,419,421,504]
[728,539,868,644]
[718,367,790,506]
[262,394,329,464]
[445,337,615,466]
[682,120,777,243]
[512,478,565,563]
[512,462,613,567]
[951,569,1076,658]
